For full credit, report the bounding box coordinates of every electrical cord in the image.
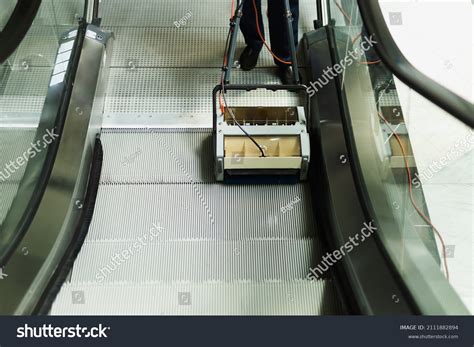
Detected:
[221,82,266,158]
[251,0,291,65]
[219,0,266,158]
[334,0,381,65]
[376,88,450,280]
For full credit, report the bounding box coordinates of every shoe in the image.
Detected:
[239,46,260,71]
[277,66,295,85]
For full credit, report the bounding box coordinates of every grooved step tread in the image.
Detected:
[71,239,320,283]
[51,281,343,315]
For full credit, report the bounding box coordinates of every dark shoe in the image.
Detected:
[277,66,295,85]
[239,46,260,71]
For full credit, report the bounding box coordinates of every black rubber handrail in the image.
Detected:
[0,0,42,63]
[357,0,473,128]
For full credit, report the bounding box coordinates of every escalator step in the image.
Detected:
[51,280,343,315]
[87,183,317,241]
[71,239,320,283]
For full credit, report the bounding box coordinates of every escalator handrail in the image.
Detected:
[0,0,42,63]
[357,0,474,128]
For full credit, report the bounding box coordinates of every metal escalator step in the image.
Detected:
[107,26,313,69]
[103,68,301,128]
[51,280,343,315]
[100,129,214,183]
[99,0,317,29]
[48,0,338,315]
[71,239,319,283]
[108,27,277,68]
[88,183,317,241]
[100,0,231,28]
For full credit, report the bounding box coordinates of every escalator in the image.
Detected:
[51,0,345,315]
[0,0,472,316]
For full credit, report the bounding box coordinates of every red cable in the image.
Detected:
[334,0,351,23]
[252,0,291,65]
[334,0,381,65]
[359,60,382,65]
[377,112,450,280]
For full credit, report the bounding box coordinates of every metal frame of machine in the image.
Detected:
[213,84,311,182]
[214,0,309,183]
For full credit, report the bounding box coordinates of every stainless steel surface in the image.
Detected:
[108,27,279,68]
[53,131,343,315]
[100,129,214,183]
[0,25,112,314]
[50,0,345,315]
[52,281,342,315]
[85,0,95,23]
[102,68,301,128]
[98,0,314,128]
[99,0,316,29]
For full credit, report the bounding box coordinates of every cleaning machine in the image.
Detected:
[213,0,310,183]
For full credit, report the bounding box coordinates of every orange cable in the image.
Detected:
[377,112,450,280]
[335,0,381,65]
[334,0,351,23]
[252,0,291,65]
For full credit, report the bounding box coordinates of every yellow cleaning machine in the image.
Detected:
[213,0,310,183]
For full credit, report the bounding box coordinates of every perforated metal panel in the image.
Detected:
[100,0,317,29]
[108,27,277,68]
[8,26,60,68]
[100,0,315,127]
[103,68,302,119]
[108,26,313,69]
[379,88,401,108]
[0,68,51,116]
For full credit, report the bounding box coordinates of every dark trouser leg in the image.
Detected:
[240,0,264,52]
[268,0,299,66]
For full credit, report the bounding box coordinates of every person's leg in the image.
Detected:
[268,0,299,66]
[239,0,264,70]
[240,0,264,52]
